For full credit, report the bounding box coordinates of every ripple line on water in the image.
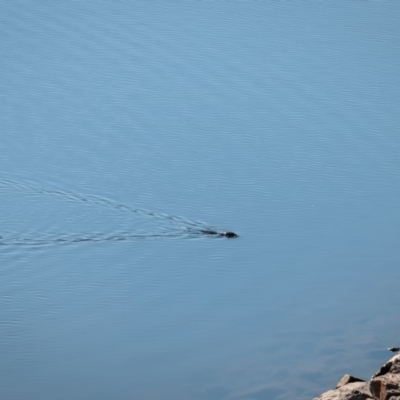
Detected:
[0,177,238,247]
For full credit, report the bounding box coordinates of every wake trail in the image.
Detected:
[0,178,209,228]
[0,178,235,246]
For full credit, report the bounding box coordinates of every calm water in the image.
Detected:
[1,2,399,399]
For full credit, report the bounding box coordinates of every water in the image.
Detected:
[1,2,399,399]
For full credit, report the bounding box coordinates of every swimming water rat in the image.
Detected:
[200,230,238,238]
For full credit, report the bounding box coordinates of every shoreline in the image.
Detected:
[314,353,400,400]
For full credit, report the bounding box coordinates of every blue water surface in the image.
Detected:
[1,2,399,399]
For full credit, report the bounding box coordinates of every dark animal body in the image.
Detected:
[200,230,238,238]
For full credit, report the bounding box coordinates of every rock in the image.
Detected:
[337,375,366,389]
[313,381,373,400]
[370,373,400,400]
[372,354,400,378]
[313,355,400,400]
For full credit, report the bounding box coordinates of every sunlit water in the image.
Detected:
[1,2,399,400]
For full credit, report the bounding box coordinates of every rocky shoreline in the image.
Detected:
[314,353,400,400]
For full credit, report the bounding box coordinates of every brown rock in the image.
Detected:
[313,355,400,400]
[337,375,366,389]
[369,373,400,400]
[373,355,400,378]
[314,381,373,400]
